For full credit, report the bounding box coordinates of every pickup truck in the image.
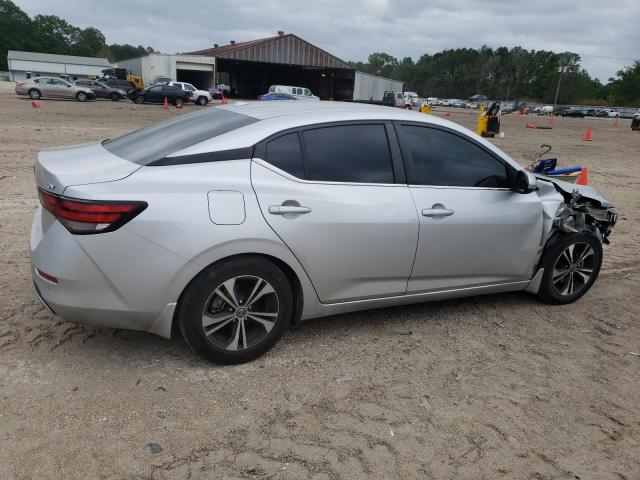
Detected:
[167,81,212,105]
[383,91,412,109]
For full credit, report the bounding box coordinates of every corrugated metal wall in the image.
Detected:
[353,71,404,101]
[116,57,142,76]
[219,36,351,69]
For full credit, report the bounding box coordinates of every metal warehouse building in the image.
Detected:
[6,51,111,82]
[117,32,371,100]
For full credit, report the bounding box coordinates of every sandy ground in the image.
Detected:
[0,81,639,480]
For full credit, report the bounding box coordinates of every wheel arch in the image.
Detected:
[164,249,312,340]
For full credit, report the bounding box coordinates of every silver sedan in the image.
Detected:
[30,102,617,363]
[15,76,95,101]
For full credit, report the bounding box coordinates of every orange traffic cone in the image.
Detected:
[549,115,555,125]
[31,100,40,108]
[526,123,536,129]
[221,93,227,105]
[576,167,588,185]
[613,117,618,127]
[583,127,592,141]
[163,97,169,109]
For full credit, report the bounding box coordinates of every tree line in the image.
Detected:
[0,0,155,69]
[352,49,638,106]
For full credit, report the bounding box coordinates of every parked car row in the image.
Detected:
[14,76,219,106]
[427,98,475,108]
[533,105,621,118]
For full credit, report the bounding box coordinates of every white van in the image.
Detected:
[268,85,320,101]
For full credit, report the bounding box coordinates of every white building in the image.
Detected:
[116,54,216,91]
[6,50,111,82]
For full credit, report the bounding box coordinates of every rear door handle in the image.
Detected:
[422,208,454,217]
[268,205,312,215]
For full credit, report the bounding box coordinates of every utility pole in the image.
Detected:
[553,64,566,107]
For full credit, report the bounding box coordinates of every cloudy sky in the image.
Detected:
[17,0,639,82]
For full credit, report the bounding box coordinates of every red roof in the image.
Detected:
[186,35,283,57]
[185,33,352,69]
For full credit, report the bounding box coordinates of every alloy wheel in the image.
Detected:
[201,275,279,351]
[552,242,595,296]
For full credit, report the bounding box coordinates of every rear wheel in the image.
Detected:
[537,233,602,304]
[110,92,120,101]
[28,89,41,100]
[177,257,293,364]
[134,94,144,104]
[76,92,87,102]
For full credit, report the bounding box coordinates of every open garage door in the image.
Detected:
[176,62,214,90]
[216,59,354,100]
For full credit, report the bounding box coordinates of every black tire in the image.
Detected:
[174,97,184,107]
[28,89,41,100]
[110,92,120,101]
[197,96,208,106]
[537,233,603,304]
[177,256,293,364]
[76,92,87,102]
[134,94,144,104]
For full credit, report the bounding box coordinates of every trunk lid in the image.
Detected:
[35,141,141,195]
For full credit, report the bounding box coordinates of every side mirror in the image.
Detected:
[514,170,538,194]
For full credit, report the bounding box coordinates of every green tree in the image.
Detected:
[31,14,79,54]
[0,0,33,69]
[69,27,106,57]
[367,52,398,78]
[606,62,640,105]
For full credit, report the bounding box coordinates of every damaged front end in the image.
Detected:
[538,176,617,244]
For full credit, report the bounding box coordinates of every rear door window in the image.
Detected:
[265,133,305,179]
[301,124,394,183]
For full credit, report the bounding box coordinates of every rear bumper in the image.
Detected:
[30,206,187,336]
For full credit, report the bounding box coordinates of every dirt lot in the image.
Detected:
[0,81,638,480]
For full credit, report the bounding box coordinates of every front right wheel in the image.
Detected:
[177,257,293,364]
[537,233,603,304]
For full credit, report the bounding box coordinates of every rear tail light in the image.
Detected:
[38,189,147,234]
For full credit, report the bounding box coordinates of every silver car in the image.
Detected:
[30,103,617,364]
[15,76,95,102]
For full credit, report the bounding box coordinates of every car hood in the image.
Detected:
[535,174,614,208]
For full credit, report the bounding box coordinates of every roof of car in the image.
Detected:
[218,101,426,121]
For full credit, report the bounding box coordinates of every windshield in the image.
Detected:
[103,108,258,165]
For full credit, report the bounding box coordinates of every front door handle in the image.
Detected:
[422,207,454,217]
[269,205,312,215]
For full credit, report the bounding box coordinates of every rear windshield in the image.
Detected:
[103,108,257,165]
